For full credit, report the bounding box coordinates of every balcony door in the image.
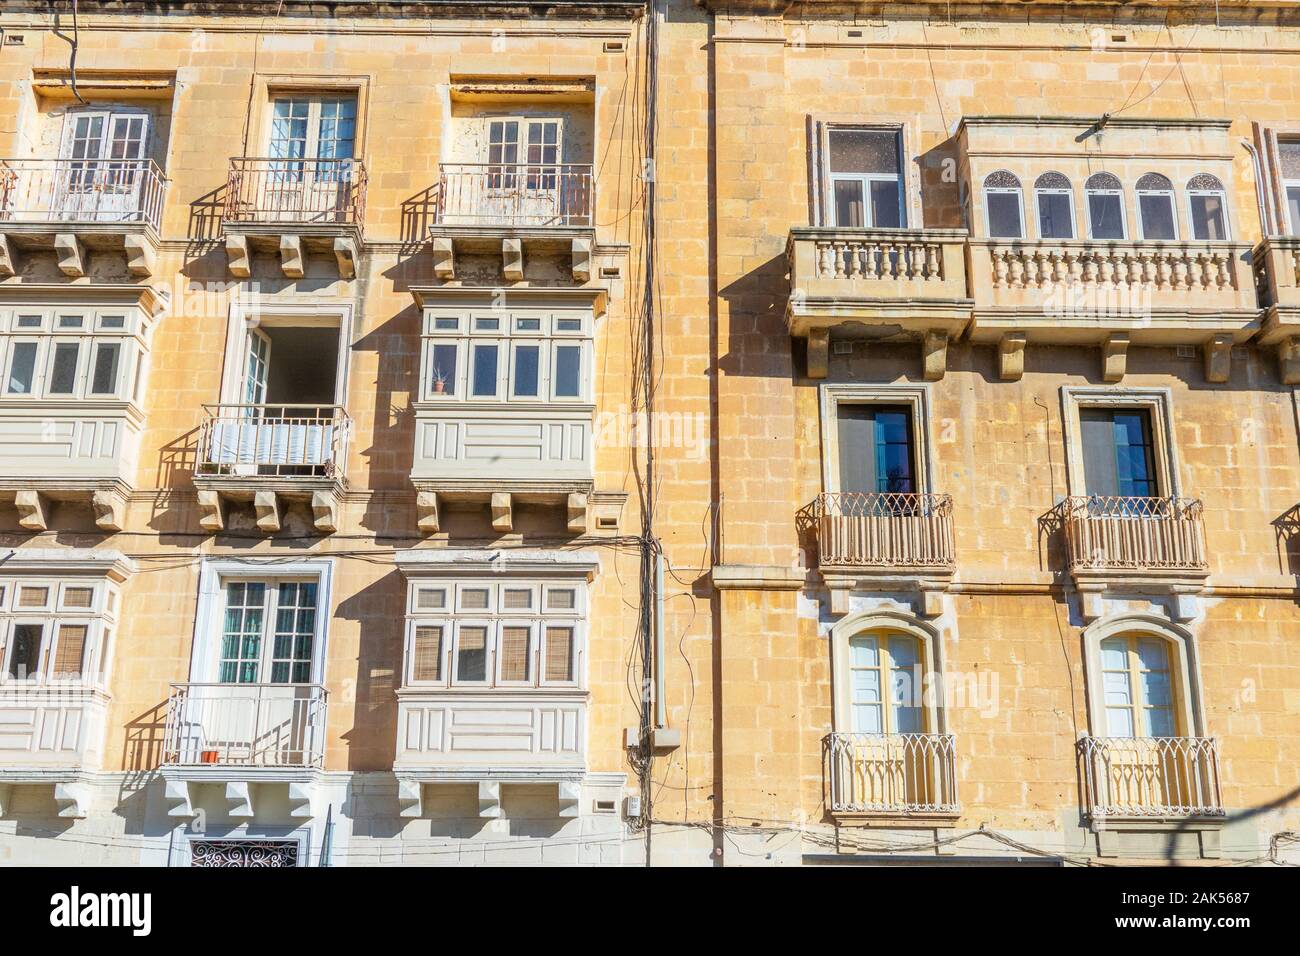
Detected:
[1079,408,1158,500]
[824,127,904,229]
[837,405,915,496]
[57,111,150,222]
[266,95,356,222]
[484,118,564,225]
[174,580,321,766]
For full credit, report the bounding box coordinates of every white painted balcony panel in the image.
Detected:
[396,693,585,769]
[0,690,108,769]
[412,409,593,483]
[0,408,137,482]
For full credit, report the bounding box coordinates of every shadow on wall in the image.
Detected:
[336,569,405,773]
[716,253,793,381]
[400,183,439,251]
[1270,505,1300,577]
[914,134,964,231]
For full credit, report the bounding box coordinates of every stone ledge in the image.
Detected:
[712,564,808,590]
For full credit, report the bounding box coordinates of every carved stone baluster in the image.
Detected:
[831,241,846,278]
[1214,252,1230,289]
[1172,253,1188,291]
[818,242,833,277]
[925,242,940,279]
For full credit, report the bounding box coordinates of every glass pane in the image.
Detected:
[499,625,531,682]
[852,702,883,734]
[1190,193,1225,240]
[849,636,878,667]
[471,344,498,397]
[456,625,488,682]
[460,588,490,610]
[49,342,80,394]
[414,588,446,610]
[7,342,37,394]
[430,343,457,396]
[828,128,900,175]
[546,588,576,610]
[987,191,1023,238]
[412,625,443,682]
[1037,191,1074,239]
[869,179,902,228]
[1105,706,1135,738]
[63,586,94,609]
[1138,193,1176,240]
[1100,639,1129,672]
[1289,186,1300,236]
[832,179,864,228]
[502,588,532,610]
[545,626,574,682]
[1280,141,1300,179]
[1146,707,1174,737]
[90,342,121,394]
[18,585,49,608]
[554,345,581,398]
[512,345,540,397]
[1088,192,1125,239]
[6,624,44,679]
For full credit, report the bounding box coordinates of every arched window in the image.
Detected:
[1084,172,1126,239]
[1186,173,1228,240]
[1099,633,1178,737]
[983,170,1024,239]
[1135,172,1177,240]
[846,630,923,734]
[1034,171,1075,239]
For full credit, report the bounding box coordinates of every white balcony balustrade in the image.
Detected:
[163,682,328,769]
[0,158,167,227]
[1078,735,1224,819]
[826,731,959,816]
[435,163,594,228]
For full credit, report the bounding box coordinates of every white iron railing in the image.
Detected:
[435,162,594,227]
[814,492,955,570]
[1063,495,1207,573]
[196,404,351,480]
[164,682,328,768]
[1079,735,1224,818]
[826,732,959,814]
[0,157,167,228]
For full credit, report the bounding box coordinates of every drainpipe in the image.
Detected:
[654,548,666,728]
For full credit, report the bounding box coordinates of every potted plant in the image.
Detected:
[431,366,448,395]
[200,749,220,764]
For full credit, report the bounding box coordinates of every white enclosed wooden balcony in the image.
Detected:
[430,162,596,281]
[0,157,166,277]
[1079,735,1224,820]
[0,686,110,772]
[222,157,366,278]
[1063,495,1208,582]
[968,238,1256,380]
[192,403,351,534]
[786,227,972,379]
[1254,235,1300,383]
[825,731,959,817]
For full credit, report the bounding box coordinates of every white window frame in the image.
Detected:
[0,307,149,404]
[220,299,353,407]
[820,124,908,229]
[419,307,593,406]
[1034,185,1076,240]
[0,575,118,688]
[190,559,333,685]
[1084,180,1128,240]
[1135,178,1179,241]
[830,609,946,735]
[401,576,586,691]
[1059,386,1181,499]
[1081,614,1204,739]
[1186,182,1230,241]
[818,383,936,495]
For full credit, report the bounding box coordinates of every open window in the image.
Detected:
[0,575,118,687]
[1085,172,1126,240]
[1079,407,1160,499]
[1034,171,1075,239]
[823,126,905,228]
[1186,174,1228,240]
[982,170,1024,239]
[1135,173,1177,241]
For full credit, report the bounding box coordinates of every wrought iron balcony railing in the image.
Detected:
[196,404,351,480]
[0,157,167,229]
[1063,495,1207,574]
[163,682,328,769]
[224,157,366,226]
[814,491,955,571]
[826,731,959,815]
[1078,735,1224,819]
[434,162,594,228]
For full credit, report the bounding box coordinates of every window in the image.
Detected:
[269,95,356,165]
[58,109,152,222]
[1135,173,1177,240]
[0,308,147,402]
[1280,141,1300,235]
[1085,172,1126,240]
[846,631,923,734]
[1187,174,1228,240]
[983,170,1024,239]
[1079,408,1158,498]
[1100,634,1177,737]
[836,405,915,494]
[0,576,116,685]
[403,578,584,689]
[420,308,592,404]
[1034,172,1075,239]
[216,580,319,684]
[824,127,905,228]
